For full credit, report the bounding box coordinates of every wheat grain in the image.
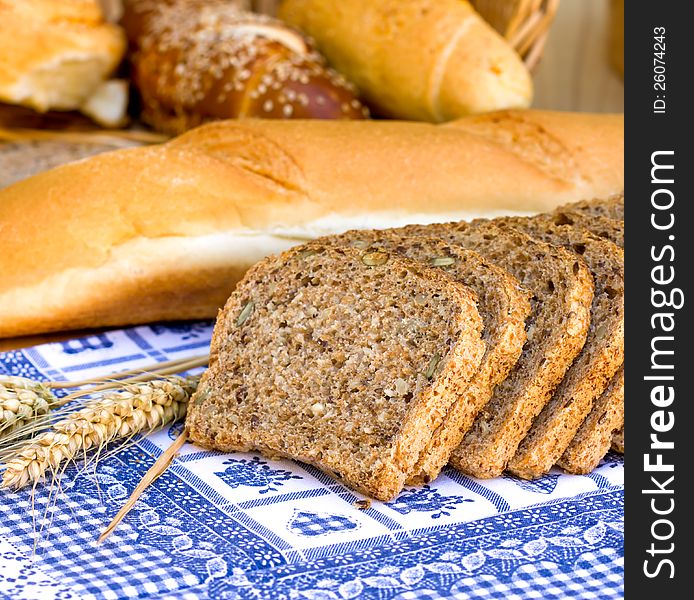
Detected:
[1,377,59,437]
[1,376,199,489]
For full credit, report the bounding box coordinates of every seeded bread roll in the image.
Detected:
[121,0,367,134]
[0,111,624,338]
[186,244,486,500]
[279,0,532,121]
[321,230,531,484]
[557,366,624,473]
[494,218,624,479]
[399,221,594,478]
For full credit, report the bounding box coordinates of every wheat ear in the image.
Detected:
[1,377,60,436]
[1,376,199,489]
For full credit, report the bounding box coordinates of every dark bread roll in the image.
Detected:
[121,0,368,134]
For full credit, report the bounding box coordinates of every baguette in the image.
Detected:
[279,0,532,121]
[0,110,624,338]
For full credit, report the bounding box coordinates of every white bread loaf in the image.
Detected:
[279,0,532,121]
[0,110,624,337]
[0,1,126,124]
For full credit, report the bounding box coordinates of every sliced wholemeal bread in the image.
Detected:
[558,195,624,221]
[557,366,624,472]
[496,217,624,478]
[398,221,594,478]
[186,243,486,501]
[549,209,626,455]
[550,211,625,247]
[321,230,531,484]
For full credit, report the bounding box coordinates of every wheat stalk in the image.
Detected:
[1,376,199,490]
[0,377,61,437]
[0,355,209,449]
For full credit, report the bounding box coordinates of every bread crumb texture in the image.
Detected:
[186,244,485,500]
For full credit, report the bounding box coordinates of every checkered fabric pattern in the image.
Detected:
[448,550,624,600]
[287,510,359,537]
[0,491,196,599]
[0,323,624,599]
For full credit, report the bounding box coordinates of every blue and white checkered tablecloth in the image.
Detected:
[0,323,624,599]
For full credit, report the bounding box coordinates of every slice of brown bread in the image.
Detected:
[557,195,624,221]
[557,366,624,473]
[398,220,594,478]
[320,230,531,484]
[547,210,626,456]
[186,243,486,501]
[496,217,624,478]
[550,211,625,247]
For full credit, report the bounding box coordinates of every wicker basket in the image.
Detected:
[251,0,560,72]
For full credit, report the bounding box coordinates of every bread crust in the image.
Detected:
[399,221,595,478]
[557,367,624,473]
[186,244,485,500]
[499,220,624,478]
[0,111,623,337]
[121,0,367,133]
[279,0,532,120]
[0,0,125,112]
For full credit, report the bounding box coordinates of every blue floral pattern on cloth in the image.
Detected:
[215,456,302,494]
[386,486,474,519]
[0,323,624,599]
[502,473,561,494]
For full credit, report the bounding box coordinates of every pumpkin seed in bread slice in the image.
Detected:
[322,230,531,485]
[496,218,624,478]
[186,243,486,501]
[557,366,624,472]
[398,221,594,478]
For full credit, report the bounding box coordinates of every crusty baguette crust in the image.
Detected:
[279,0,532,121]
[0,110,623,337]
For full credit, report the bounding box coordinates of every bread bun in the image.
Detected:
[0,0,126,121]
[121,0,368,134]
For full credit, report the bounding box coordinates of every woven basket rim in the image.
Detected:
[470,0,560,71]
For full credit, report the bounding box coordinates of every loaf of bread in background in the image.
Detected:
[121,0,368,134]
[279,0,532,121]
[0,0,127,126]
[0,110,623,338]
